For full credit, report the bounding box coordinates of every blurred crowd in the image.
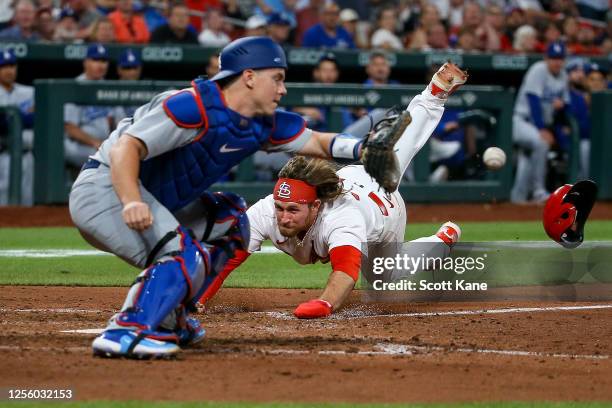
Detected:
[0,0,609,54]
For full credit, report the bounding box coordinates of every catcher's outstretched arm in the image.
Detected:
[297,130,365,163]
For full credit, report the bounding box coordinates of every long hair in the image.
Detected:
[278,156,344,202]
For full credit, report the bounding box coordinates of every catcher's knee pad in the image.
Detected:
[199,191,248,242]
[109,227,210,333]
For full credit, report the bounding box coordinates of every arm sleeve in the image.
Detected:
[63,103,80,125]
[527,93,545,130]
[329,245,362,281]
[246,196,275,253]
[199,249,250,304]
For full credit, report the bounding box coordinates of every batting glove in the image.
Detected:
[294,299,333,319]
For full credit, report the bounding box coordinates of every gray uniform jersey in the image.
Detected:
[63,74,117,166]
[73,85,312,267]
[514,60,569,126]
[92,88,311,165]
[0,82,34,206]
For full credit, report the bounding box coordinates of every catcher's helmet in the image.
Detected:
[543,180,598,249]
[210,36,287,81]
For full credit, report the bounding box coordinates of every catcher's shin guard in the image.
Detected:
[199,191,248,243]
[107,227,210,338]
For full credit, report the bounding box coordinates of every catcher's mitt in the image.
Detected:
[361,108,412,193]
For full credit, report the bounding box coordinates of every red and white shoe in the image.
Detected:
[435,221,462,247]
[429,62,468,98]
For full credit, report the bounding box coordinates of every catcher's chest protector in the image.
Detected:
[139,79,274,212]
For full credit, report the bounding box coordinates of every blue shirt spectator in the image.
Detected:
[301,3,355,49]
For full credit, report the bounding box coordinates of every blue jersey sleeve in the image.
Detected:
[269,110,306,145]
[527,93,545,129]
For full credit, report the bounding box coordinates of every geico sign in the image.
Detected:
[64,44,87,59]
[1,43,28,57]
[142,47,183,62]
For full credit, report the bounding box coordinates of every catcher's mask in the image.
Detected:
[543,180,598,249]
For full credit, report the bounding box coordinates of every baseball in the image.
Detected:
[483,147,506,170]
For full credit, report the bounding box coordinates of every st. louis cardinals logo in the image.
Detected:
[277,182,291,199]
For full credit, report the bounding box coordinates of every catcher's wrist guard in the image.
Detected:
[329,133,363,164]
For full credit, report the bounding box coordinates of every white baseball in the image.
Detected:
[483,147,506,170]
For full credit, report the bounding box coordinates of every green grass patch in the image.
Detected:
[0,220,610,287]
[0,400,611,408]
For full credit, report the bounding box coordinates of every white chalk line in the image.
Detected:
[0,342,606,360]
[3,304,612,319]
[0,247,281,258]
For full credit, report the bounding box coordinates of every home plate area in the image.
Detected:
[1,286,611,403]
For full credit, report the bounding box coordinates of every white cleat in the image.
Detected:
[429,62,469,98]
[435,221,462,247]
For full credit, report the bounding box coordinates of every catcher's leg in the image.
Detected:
[93,227,209,358]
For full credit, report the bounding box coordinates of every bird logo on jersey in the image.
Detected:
[277,182,292,199]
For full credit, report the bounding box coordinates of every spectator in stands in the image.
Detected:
[562,16,579,44]
[407,4,441,50]
[53,7,79,42]
[0,0,13,31]
[370,6,403,51]
[339,8,366,49]
[425,23,450,50]
[36,7,55,42]
[108,0,150,43]
[513,24,538,53]
[69,0,102,39]
[184,0,220,33]
[456,28,478,52]
[244,14,267,37]
[295,0,324,45]
[137,0,167,33]
[96,0,118,15]
[204,52,219,78]
[457,2,483,48]
[511,42,569,204]
[88,16,115,42]
[150,2,198,44]
[64,44,117,168]
[569,23,602,55]
[504,7,526,41]
[0,50,34,206]
[198,8,230,47]
[0,0,40,41]
[301,2,355,49]
[445,0,464,29]
[543,20,562,43]
[476,5,511,52]
[114,49,142,122]
[267,12,292,46]
[254,0,297,28]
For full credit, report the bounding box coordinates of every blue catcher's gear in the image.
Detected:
[210,36,288,81]
[140,79,305,212]
[93,227,209,358]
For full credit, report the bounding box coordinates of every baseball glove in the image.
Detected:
[361,107,412,193]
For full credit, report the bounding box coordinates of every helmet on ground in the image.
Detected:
[210,36,287,81]
[543,180,598,249]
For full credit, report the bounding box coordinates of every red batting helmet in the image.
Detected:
[543,180,598,249]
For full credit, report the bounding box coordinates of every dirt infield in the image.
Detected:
[1,202,612,227]
[1,286,611,403]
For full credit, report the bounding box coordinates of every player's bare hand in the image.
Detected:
[539,129,555,146]
[552,98,565,110]
[122,201,153,231]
